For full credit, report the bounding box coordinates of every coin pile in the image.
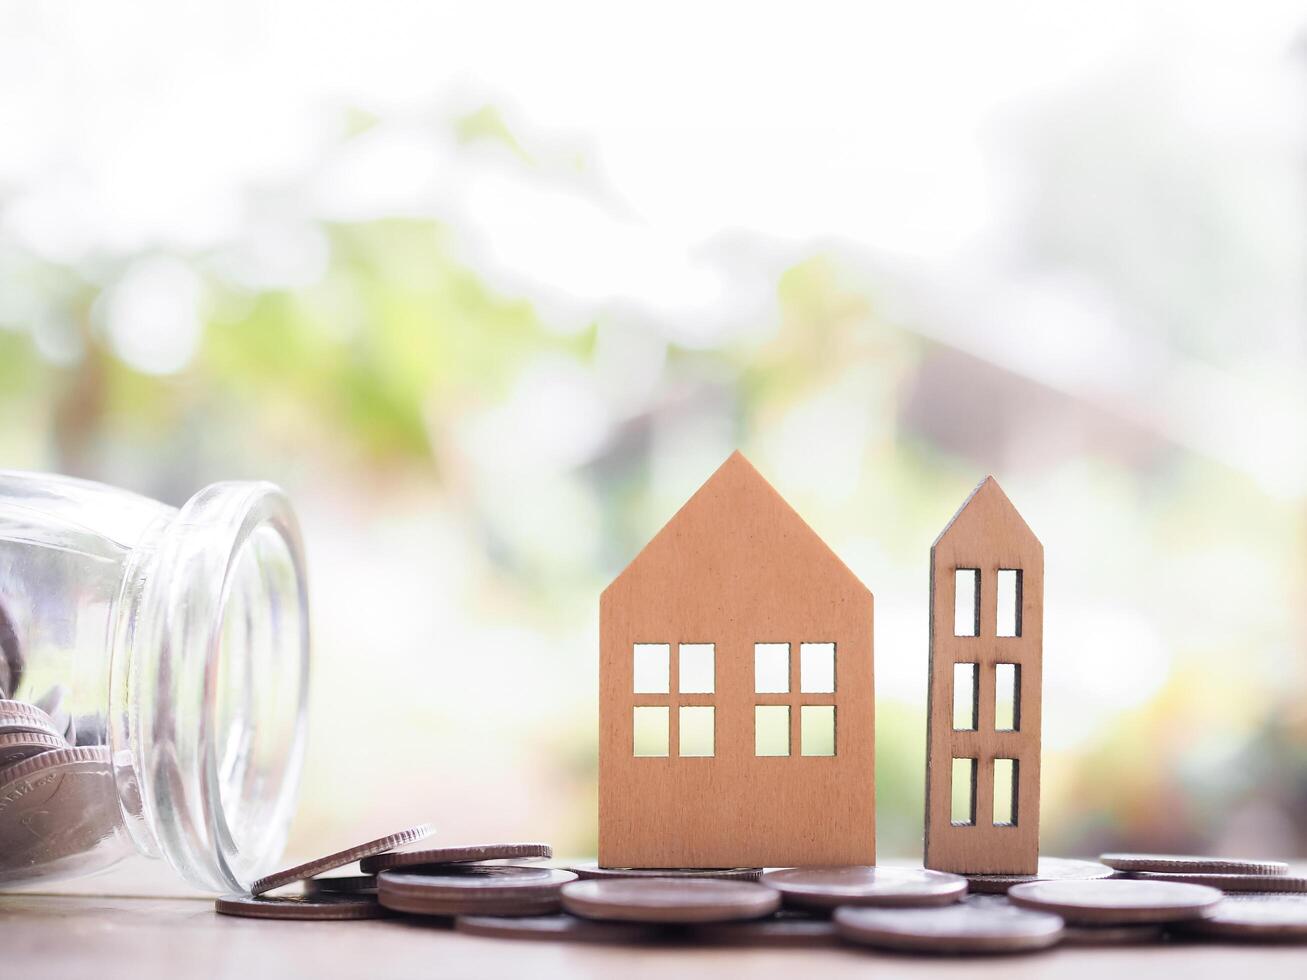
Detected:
[0,693,119,883]
[218,844,1307,951]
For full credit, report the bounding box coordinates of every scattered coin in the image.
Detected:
[456,912,667,944]
[562,877,780,924]
[688,915,841,946]
[303,874,379,896]
[1061,923,1167,945]
[0,700,64,740]
[965,857,1115,894]
[1008,878,1221,924]
[761,866,967,911]
[0,731,67,769]
[1176,896,1307,942]
[250,823,434,895]
[564,861,763,881]
[379,866,577,917]
[1126,871,1307,893]
[0,746,119,883]
[215,892,387,920]
[1101,853,1289,876]
[834,903,1065,954]
[361,842,552,873]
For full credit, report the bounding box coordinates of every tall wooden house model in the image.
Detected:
[599,452,875,869]
[924,477,1044,874]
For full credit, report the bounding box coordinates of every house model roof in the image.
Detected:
[603,451,868,607]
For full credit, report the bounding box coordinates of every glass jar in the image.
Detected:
[0,471,309,891]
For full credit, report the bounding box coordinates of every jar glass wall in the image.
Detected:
[0,471,309,891]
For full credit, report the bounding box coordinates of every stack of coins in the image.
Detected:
[0,694,119,883]
[217,851,1307,951]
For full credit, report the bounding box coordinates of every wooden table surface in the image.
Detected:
[2,858,1305,979]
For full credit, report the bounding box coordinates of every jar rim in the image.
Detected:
[114,481,310,892]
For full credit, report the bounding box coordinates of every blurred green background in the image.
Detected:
[2,1,1306,862]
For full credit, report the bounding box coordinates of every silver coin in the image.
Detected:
[361,842,552,873]
[835,902,1065,954]
[564,860,763,881]
[0,731,67,770]
[303,873,379,896]
[761,866,967,910]
[1008,878,1222,924]
[457,912,667,944]
[961,857,1113,898]
[0,700,63,740]
[0,746,120,883]
[964,857,1115,894]
[1177,895,1307,941]
[380,865,577,917]
[1061,923,1166,945]
[1126,871,1307,893]
[562,877,780,924]
[688,915,840,947]
[1101,853,1289,876]
[216,892,386,920]
[250,823,435,895]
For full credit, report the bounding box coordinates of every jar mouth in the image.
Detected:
[115,482,310,892]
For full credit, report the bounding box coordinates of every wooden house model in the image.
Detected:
[924,476,1043,874]
[598,452,875,868]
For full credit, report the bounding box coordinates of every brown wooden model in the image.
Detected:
[924,476,1043,874]
[599,452,874,868]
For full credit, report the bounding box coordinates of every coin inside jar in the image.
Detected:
[0,746,120,883]
[0,731,67,770]
[1007,878,1222,924]
[0,701,64,741]
[834,903,1065,954]
[562,877,780,924]
[761,866,967,910]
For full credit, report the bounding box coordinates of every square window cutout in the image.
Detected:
[679,643,714,694]
[754,643,790,693]
[800,705,835,756]
[800,643,835,693]
[755,705,790,756]
[633,643,669,694]
[633,706,668,757]
[679,706,714,757]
